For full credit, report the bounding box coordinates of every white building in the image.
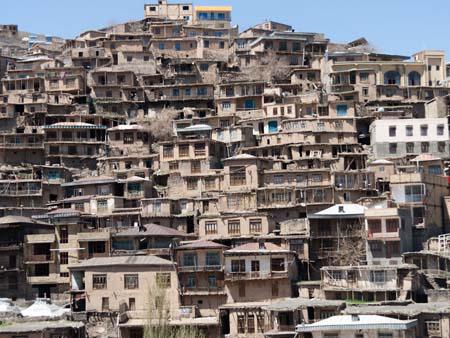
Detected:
[369,118,449,159]
[296,314,417,338]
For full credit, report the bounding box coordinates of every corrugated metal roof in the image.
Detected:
[69,255,173,268]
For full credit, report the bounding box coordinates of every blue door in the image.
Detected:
[268,121,278,133]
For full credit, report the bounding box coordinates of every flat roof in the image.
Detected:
[296,315,417,332]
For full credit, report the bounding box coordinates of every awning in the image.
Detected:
[26,234,55,244]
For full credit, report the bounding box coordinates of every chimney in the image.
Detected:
[338,205,345,213]
[351,314,360,322]
[258,239,265,250]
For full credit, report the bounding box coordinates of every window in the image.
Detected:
[228,220,241,235]
[60,252,68,265]
[336,104,348,116]
[187,274,196,288]
[102,297,109,311]
[421,142,429,153]
[249,219,262,234]
[420,124,428,136]
[247,314,255,333]
[129,298,136,311]
[194,142,205,156]
[183,253,197,267]
[205,177,215,190]
[378,334,393,338]
[438,142,446,153]
[163,145,173,158]
[360,72,369,82]
[124,274,139,289]
[251,260,260,272]
[184,88,191,96]
[172,88,179,97]
[426,321,441,334]
[97,199,108,212]
[389,143,397,154]
[271,258,285,272]
[324,334,339,338]
[175,42,181,51]
[386,219,399,232]
[169,161,178,171]
[437,124,445,136]
[370,241,382,252]
[312,174,322,182]
[156,273,171,288]
[389,126,396,137]
[273,174,284,184]
[406,142,414,153]
[222,102,231,110]
[205,221,218,235]
[200,63,209,71]
[187,178,198,190]
[237,315,245,333]
[370,270,385,283]
[123,132,134,144]
[405,125,413,136]
[93,274,107,289]
[179,144,189,157]
[230,166,246,186]
[384,71,400,85]
[159,42,165,50]
[368,219,382,234]
[206,252,220,266]
[362,87,369,96]
[405,184,424,202]
[208,274,217,288]
[203,40,210,48]
[60,225,68,244]
[408,71,421,86]
[191,160,201,174]
[197,87,208,96]
[231,259,245,272]
[126,56,133,62]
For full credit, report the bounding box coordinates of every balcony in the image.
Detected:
[0,142,44,149]
[331,84,355,93]
[181,285,225,295]
[178,265,222,273]
[225,270,288,281]
[25,253,54,264]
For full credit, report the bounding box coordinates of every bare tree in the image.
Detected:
[145,281,205,338]
[332,222,367,266]
[144,107,178,142]
[242,51,291,83]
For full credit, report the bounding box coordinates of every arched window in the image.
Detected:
[408,71,421,86]
[384,71,401,85]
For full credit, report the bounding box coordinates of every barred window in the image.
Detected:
[230,166,246,186]
[163,145,173,158]
[93,274,107,289]
[124,274,139,289]
[187,178,198,190]
[205,221,218,235]
[179,144,189,157]
[156,273,171,288]
[228,220,240,235]
[249,219,262,234]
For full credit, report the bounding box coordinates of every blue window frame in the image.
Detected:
[336,104,348,116]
